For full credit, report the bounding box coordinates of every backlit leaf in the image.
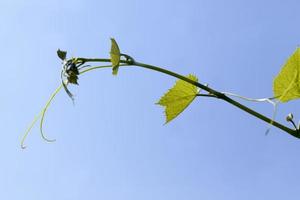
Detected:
[157,74,199,123]
[273,48,300,102]
[110,38,121,75]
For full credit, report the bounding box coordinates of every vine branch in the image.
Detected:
[63,57,300,138]
[22,49,300,148]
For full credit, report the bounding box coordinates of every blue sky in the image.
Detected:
[1,0,300,199]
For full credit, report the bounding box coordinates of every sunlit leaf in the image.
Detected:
[157,74,199,123]
[110,38,121,75]
[57,49,67,60]
[273,48,300,102]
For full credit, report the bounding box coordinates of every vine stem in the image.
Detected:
[22,57,300,148]
[77,58,299,138]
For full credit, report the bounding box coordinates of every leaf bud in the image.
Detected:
[286,113,294,122]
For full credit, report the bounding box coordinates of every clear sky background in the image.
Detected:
[1,0,300,199]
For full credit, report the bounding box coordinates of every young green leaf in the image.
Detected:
[273,48,300,102]
[110,38,121,75]
[57,49,67,60]
[157,74,199,123]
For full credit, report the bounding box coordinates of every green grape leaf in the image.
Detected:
[110,38,121,75]
[57,49,67,60]
[157,74,199,123]
[273,47,300,102]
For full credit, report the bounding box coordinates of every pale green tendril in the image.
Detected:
[21,64,130,148]
[21,84,63,148]
[39,84,63,143]
[221,91,279,134]
[222,92,276,105]
[21,113,42,149]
